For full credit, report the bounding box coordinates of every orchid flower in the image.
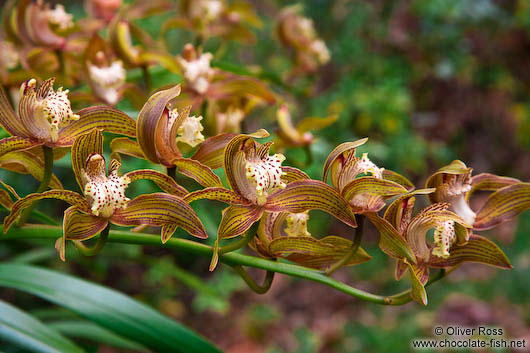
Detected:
[426,160,530,231]
[367,190,512,305]
[184,130,358,270]
[85,0,122,23]
[249,211,371,271]
[0,78,136,164]
[3,129,207,260]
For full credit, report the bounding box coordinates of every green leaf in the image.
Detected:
[0,299,85,353]
[0,263,222,353]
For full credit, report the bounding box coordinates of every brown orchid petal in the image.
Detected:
[0,150,63,189]
[223,129,270,194]
[171,157,223,188]
[281,166,310,183]
[25,1,65,49]
[0,86,32,137]
[269,235,371,270]
[63,206,108,243]
[124,169,188,197]
[71,129,103,191]
[365,212,416,264]
[429,234,512,269]
[191,133,236,169]
[110,137,146,160]
[342,177,409,213]
[0,136,38,158]
[384,189,435,232]
[183,187,251,205]
[57,106,136,146]
[395,259,408,280]
[425,160,472,204]
[217,204,263,239]
[322,138,368,184]
[405,261,428,305]
[3,190,90,232]
[467,173,521,202]
[111,193,207,241]
[137,85,181,164]
[209,77,276,104]
[265,180,357,228]
[257,211,285,247]
[382,169,415,191]
[0,189,13,210]
[473,183,530,230]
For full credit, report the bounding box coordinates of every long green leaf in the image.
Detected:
[0,299,85,353]
[0,263,222,353]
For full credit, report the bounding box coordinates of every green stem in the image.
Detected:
[17,146,53,226]
[73,225,110,257]
[167,166,177,181]
[2,225,445,306]
[233,265,275,294]
[218,229,255,255]
[326,215,364,275]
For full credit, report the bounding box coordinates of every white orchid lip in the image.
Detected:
[285,212,311,237]
[177,51,214,94]
[46,4,74,31]
[82,154,130,218]
[88,58,126,105]
[175,113,205,147]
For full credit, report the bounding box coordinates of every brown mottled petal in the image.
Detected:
[71,129,103,191]
[322,138,368,184]
[223,129,269,194]
[382,169,415,191]
[57,106,136,146]
[467,173,521,202]
[191,133,236,169]
[0,86,31,137]
[137,85,181,164]
[124,169,188,197]
[217,204,263,239]
[428,234,512,269]
[384,189,435,231]
[405,261,428,305]
[3,190,90,232]
[269,235,371,270]
[265,179,357,228]
[281,166,310,183]
[342,177,409,213]
[473,183,530,231]
[0,136,37,158]
[184,187,251,205]
[171,157,223,188]
[0,150,63,189]
[365,212,416,264]
[111,193,207,240]
[110,137,146,160]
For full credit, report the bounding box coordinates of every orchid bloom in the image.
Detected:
[276,5,331,73]
[323,138,412,214]
[0,40,19,71]
[368,190,512,305]
[248,211,371,271]
[85,0,122,22]
[426,160,530,231]
[3,129,207,260]
[184,130,358,270]
[0,78,136,160]
[176,44,215,95]
[87,51,126,106]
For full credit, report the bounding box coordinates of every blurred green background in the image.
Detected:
[1,0,530,352]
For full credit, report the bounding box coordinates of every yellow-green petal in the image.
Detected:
[124,169,188,197]
[171,157,223,188]
[342,177,408,213]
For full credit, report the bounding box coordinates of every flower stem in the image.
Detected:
[218,229,255,255]
[233,265,275,294]
[3,225,446,306]
[141,64,152,93]
[17,146,54,226]
[326,215,364,275]
[73,224,110,257]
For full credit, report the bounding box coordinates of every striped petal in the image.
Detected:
[342,177,409,213]
[0,86,31,137]
[467,173,520,201]
[110,137,146,160]
[0,150,63,189]
[183,187,250,205]
[281,166,310,183]
[265,180,357,228]
[111,193,207,241]
[384,189,435,233]
[217,204,263,239]
[124,169,188,197]
[382,169,415,191]
[191,133,236,169]
[0,136,36,158]
[405,261,429,306]
[3,190,90,233]
[171,157,223,188]
[429,234,512,269]
[322,138,368,184]
[473,183,530,230]
[71,129,103,191]
[57,106,136,146]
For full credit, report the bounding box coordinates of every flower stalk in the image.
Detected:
[233,265,275,294]
[326,215,365,275]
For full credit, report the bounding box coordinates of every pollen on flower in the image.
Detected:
[46,4,74,31]
[177,52,214,94]
[285,212,311,237]
[432,220,456,259]
[83,154,130,218]
[245,153,287,205]
[176,114,205,147]
[88,58,126,105]
[358,153,384,179]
